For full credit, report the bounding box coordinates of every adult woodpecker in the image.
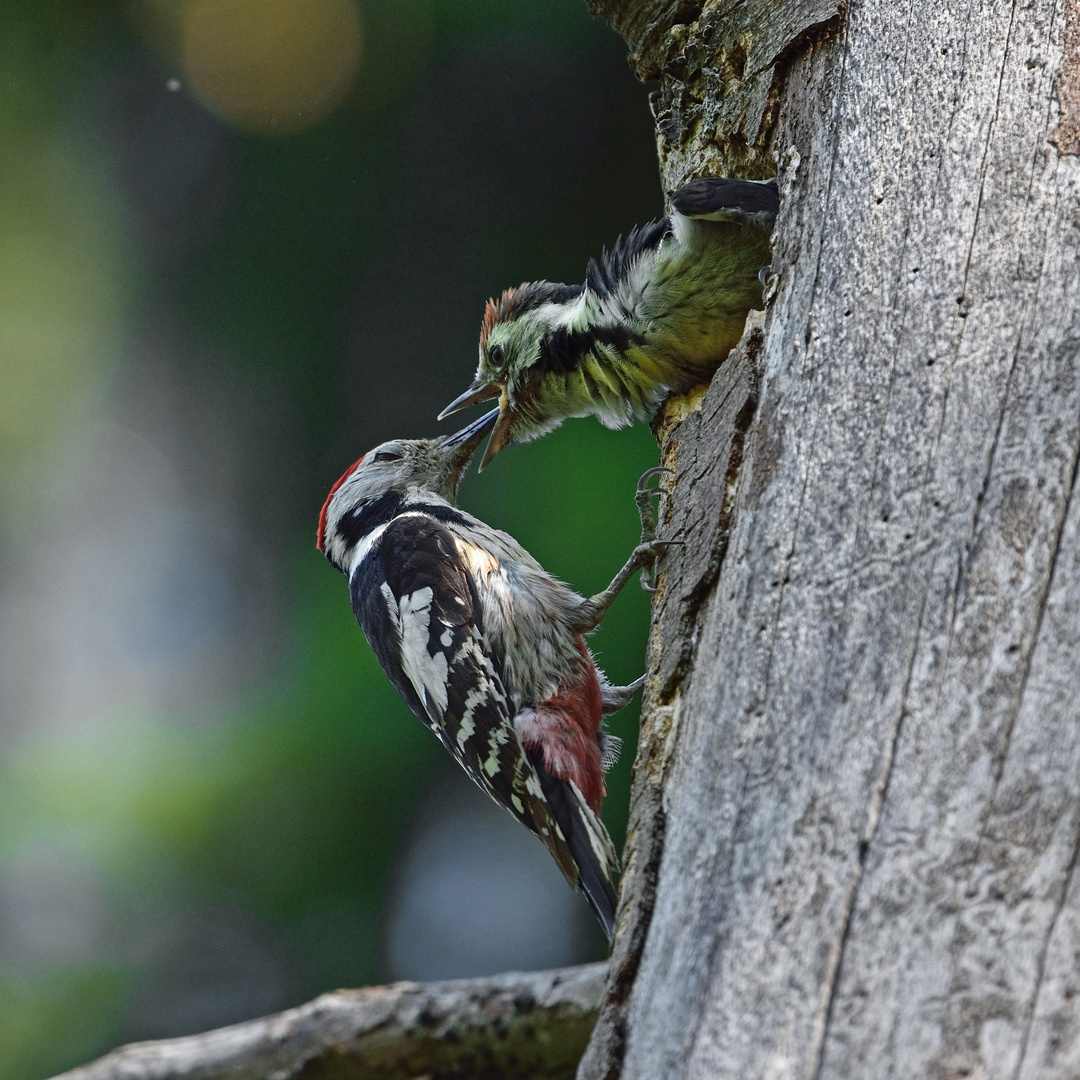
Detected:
[317,408,675,938]
[440,176,778,468]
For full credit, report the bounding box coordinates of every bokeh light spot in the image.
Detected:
[181,0,362,134]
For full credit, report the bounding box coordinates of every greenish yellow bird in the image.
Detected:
[440,176,778,468]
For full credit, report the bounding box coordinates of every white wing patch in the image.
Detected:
[396,586,449,717]
[380,581,402,636]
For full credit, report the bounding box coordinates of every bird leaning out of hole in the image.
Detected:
[440,176,779,469]
[317,407,679,938]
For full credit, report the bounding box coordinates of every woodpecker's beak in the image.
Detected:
[438,406,501,483]
[477,406,514,472]
[438,380,502,420]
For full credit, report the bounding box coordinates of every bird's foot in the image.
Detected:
[638,539,685,592]
[634,467,682,591]
[601,674,645,714]
[573,472,683,629]
[635,466,672,543]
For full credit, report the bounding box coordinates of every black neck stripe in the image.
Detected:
[336,490,405,553]
[537,323,643,375]
[411,502,472,528]
[336,494,475,559]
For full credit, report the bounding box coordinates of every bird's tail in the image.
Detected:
[669,176,779,227]
[533,761,619,940]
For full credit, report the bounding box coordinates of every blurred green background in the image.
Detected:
[0,1,661,1075]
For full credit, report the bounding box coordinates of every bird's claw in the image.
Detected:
[636,466,672,495]
[638,538,685,592]
[634,468,679,590]
[635,466,673,544]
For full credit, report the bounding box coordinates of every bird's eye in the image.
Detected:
[488,344,505,369]
[373,449,402,463]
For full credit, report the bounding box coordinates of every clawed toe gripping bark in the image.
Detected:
[635,466,683,592]
[573,468,682,631]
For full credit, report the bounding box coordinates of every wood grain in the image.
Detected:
[584,0,1080,1076]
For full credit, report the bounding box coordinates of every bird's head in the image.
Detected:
[440,281,585,469]
[317,408,498,570]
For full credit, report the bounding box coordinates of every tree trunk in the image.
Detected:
[582,1,1080,1078]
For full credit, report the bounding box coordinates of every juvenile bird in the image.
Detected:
[317,408,673,937]
[440,177,778,468]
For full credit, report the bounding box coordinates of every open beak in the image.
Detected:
[438,406,501,484]
[477,407,514,472]
[438,380,502,420]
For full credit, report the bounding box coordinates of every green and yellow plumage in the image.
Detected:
[440,177,778,467]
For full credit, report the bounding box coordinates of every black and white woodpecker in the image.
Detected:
[317,408,675,938]
[440,176,779,468]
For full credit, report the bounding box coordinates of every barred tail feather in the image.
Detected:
[669,176,779,226]
[567,780,619,940]
[533,761,619,940]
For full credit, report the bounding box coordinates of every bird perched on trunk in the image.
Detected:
[440,176,778,468]
[317,408,675,937]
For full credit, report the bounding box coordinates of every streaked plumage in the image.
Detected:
[441,177,778,467]
[317,409,651,937]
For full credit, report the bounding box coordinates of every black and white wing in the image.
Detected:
[585,216,673,300]
[348,511,618,936]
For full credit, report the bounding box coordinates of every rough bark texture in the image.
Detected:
[583,1,1080,1078]
[52,963,604,1080]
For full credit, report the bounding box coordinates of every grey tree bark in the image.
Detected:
[580,1,1080,1078]
[52,964,604,1080]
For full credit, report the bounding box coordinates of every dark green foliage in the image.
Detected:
[0,1,660,1074]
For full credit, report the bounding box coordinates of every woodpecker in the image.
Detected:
[440,176,778,468]
[317,408,675,938]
